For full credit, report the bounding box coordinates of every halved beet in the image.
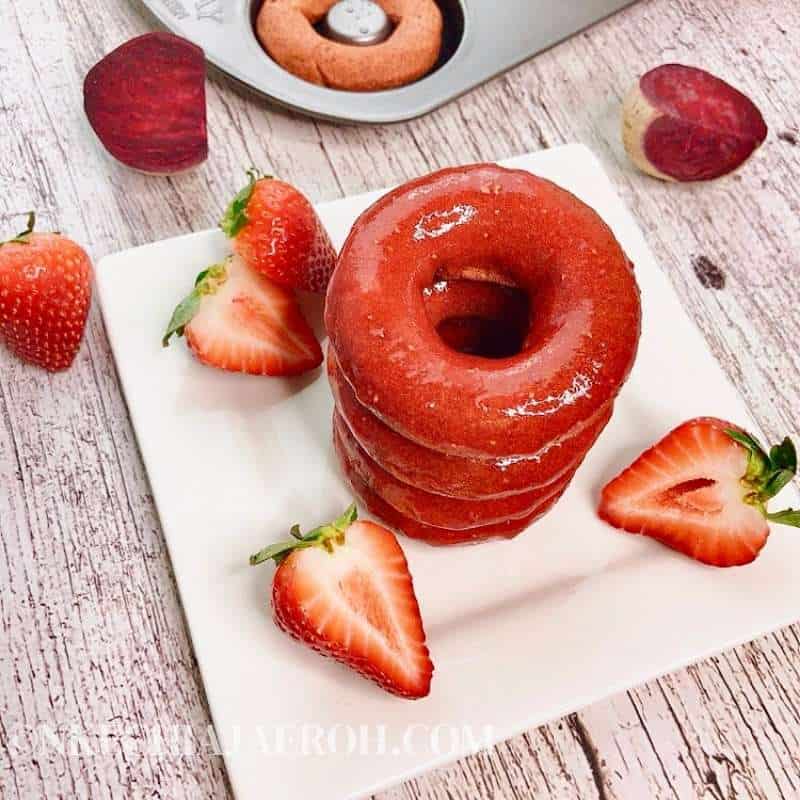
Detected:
[622,64,768,182]
[84,32,207,174]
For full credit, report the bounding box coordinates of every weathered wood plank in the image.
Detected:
[1,0,800,798]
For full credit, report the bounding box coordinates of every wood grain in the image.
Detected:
[1,0,799,797]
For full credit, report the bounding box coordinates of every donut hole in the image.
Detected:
[423,277,531,359]
[436,314,529,359]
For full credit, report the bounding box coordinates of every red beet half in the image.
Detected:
[622,64,767,182]
[84,32,208,174]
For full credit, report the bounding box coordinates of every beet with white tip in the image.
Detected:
[622,64,767,182]
[84,32,208,175]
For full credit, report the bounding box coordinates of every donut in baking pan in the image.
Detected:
[256,0,443,91]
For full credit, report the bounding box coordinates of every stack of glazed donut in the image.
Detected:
[325,164,642,545]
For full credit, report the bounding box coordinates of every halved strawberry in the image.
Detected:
[0,213,92,372]
[250,504,433,699]
[163,254,322,376]
[220,171,336,294]
[599,417,800,567]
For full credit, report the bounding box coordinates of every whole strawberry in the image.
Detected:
[220,171,336,294]
[0,213,92,371]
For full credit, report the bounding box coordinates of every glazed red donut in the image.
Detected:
[329,349,613,498]
[325,164,641,459]
[338,451,572,546]
[333,412,571,529]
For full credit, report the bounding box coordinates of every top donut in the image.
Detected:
[256,0,443,91]
[325,164,642,459]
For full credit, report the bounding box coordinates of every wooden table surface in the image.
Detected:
[2,0,800,797]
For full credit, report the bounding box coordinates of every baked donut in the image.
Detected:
[326,163,641,544]
[256,0,443,91]
[326,164,641,458]
[334,412,570,529]
[336,430,573,546]
[329,350,613,499]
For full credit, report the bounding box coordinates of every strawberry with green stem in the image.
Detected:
[250,504,434,699]
[0,212,92,372]
[599,417,800,566]
[220,170,336,294]
[726,428,800,524]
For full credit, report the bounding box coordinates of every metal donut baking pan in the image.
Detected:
[138,0,639,123]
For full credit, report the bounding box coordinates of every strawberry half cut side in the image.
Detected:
[599,417,800,567]
[162,254,322,377]
[250,504,434,699]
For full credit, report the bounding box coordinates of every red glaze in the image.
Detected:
[339,452,571,546]
[326,163,641,458]
[329,349,613,499]
[334,412,572,529]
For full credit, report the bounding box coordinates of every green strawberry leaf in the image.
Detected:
[1,211,36,247]
[765,508,800,527]
[762,468,795,500]
[332,502,358,531]
[249,503,359,566]
[726,427,800,527]
[162,262,228,347]
[725,428,767,458]
[725,428,769,481]
[162,290,202,347]
[220,169,265,239]
[249,538,316,566]
[770,437,797,473]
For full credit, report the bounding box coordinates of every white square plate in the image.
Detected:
[97,145,800,800]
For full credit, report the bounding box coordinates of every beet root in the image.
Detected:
[84,32,208,174]
[622,64,767,182]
